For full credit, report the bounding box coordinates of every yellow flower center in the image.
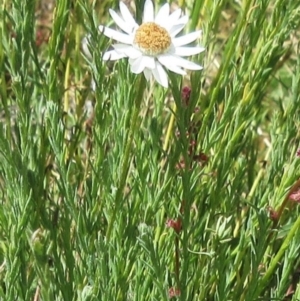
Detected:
[133,22,171,56]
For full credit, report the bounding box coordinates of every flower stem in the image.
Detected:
[255,214,300,297]
[163,104,176,152]
[174,235,180,287]
[106,74,147,241]
[275,178,300,227]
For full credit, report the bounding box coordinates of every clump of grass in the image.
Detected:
[0,0,300,300]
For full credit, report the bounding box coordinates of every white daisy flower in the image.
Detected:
[99,0,204,88]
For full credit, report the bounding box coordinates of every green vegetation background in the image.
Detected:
[0,0,300,300]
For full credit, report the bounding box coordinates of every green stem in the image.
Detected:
[199,0,253,140]
[174,235,180,288]
[255,215,300,298]
[106,74,147,240]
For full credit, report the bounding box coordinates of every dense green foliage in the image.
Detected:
[0,0,300,300]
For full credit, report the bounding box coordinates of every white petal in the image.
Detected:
[143,0,154,22]
[112,44,142,59]
[169,55,203,70]
[157,9,182,30]
[129,56,155,74]
[103,50,126,61]
[130,57,145,74]
[119,2,138,29]
[152,62,168,88]
[167,9,182,25]
[174,15,189,26]
[166,16,189,33]
[143,68,152,81]
[169,23,186,37]
[155,3,170,25]
[129,57,143,73]
[173,30,202,47]
[175,46,205,56]
[141,55,156,69]
[158,55,186,75]
[169,16,188,36]
[82,36,91,57]
[109,9,134,34]
[99,25,133,44]
[91,79,96,91]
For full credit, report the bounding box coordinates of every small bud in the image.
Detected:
[166,218,182,233]
[168,287,181,298]
[181,86,191,106]
[289,189,300,203]
[267,206,279,221]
